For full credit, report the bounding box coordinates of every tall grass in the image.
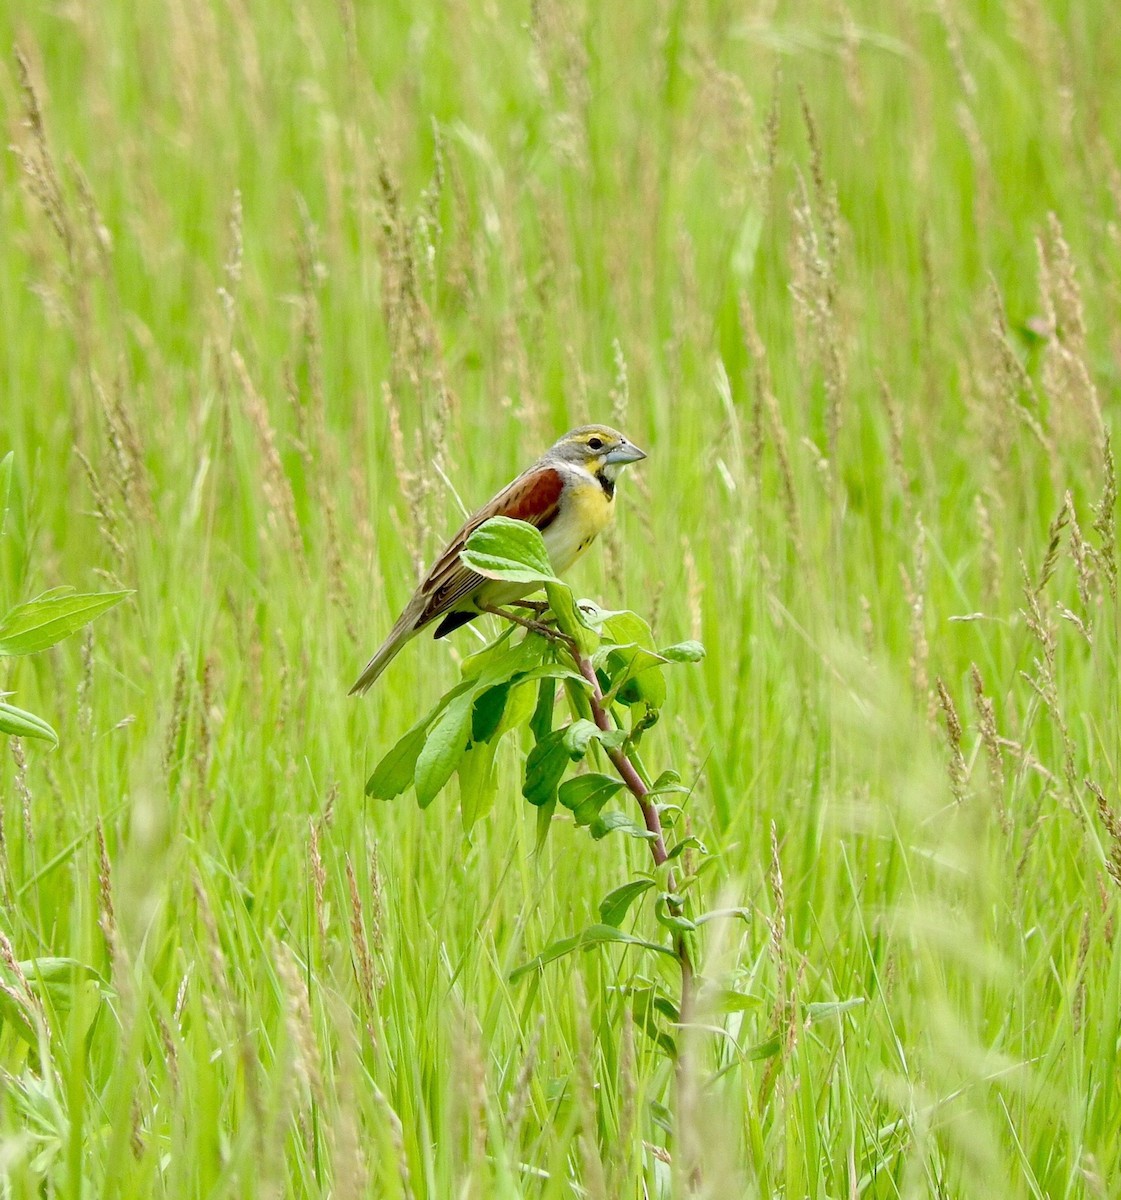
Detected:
[1,1,1119,1195]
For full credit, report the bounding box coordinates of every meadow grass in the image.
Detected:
[1,0,1120,1195]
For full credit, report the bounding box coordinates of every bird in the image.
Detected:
[349,424,646,694]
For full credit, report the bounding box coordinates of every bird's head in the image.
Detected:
[547,425,647,482]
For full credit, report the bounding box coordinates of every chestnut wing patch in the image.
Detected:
[497,466,566,530]
[414,465,567,630]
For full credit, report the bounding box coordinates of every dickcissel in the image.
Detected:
[349,424,646,694]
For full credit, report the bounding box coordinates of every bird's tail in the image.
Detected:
[348,614,416,695]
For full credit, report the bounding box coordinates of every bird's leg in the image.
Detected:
[478,603,576,650]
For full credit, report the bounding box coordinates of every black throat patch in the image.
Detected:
[596,471,616,500]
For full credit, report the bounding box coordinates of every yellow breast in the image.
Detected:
[541,476,615,575]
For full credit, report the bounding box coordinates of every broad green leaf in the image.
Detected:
[366,678,475,798]
[522,727,570,806]
[471,682,510,744]
[600,646,667,709]
[545,581,598,655]
[529,676,556,742]
[598,879,655,926]
[0,589,131,657]
[458,626,517,678]
[562,718,600,757]
[497,679,538,736]
[0,701,58,746]
[559,773,624,825]
[461,517,559,584]
[659,640,705,663]
[509,923,677,982]
[0,452,12,537]
[458,738,499,832]
[599,609,656,648]
[415,690,475,808]
[590,811,655,841]
[366,719,429,799]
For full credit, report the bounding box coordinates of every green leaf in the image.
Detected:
[805,998,865,1022]
[631,985,679,1058]
[415,690,475,808]
[461,517,559,584]
[522,728,570,806]
[562,718,600,758]
[654,891,697,934]
[509,923,677,982]
[598,609,655,648]
[558,773,624,825]
[598,879,655,926]
[497,678,538,736]
[744,1035,782,1061]
[600,646,667,709]
[545,581,598,655]
[590,811,655,840]
[0,701,58,746]
[0,589,131,657]
[698,985,761,1014]
[0,452,12,538]
[666,835,707,861]
[659,640,706,663]
[458,738,499,832]
[529,676,556,743]
[649,769,689,797]
[534,795,557,853]
[366,719,429,799]
[471,682,510,744]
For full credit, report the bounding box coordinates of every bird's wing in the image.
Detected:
[416,463,567,625]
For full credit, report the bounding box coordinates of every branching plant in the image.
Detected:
[366,516,746,1090]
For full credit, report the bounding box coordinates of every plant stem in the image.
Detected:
[573,650,698,1168]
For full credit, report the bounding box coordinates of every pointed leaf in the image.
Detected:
[590,811,655,840]
[522,728,570,806]
[509,923,677,982]
[529,676,556,742]
[534,795,557,853]
[458,738,499,832]
[471,682,510,744]
[562,718,600,758]
[0,702,58,746]
[415,690,475,808]
[0,590,131,657]
[367,718,429,798]
[598,879,655,927]
[559,773,624,825]
[461,517,559,584]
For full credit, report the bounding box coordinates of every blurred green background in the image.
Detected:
[1,1,1119,1195]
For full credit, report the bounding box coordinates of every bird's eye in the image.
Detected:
[587,437,604,451]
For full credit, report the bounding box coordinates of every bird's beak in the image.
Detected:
[604,441,647,465]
